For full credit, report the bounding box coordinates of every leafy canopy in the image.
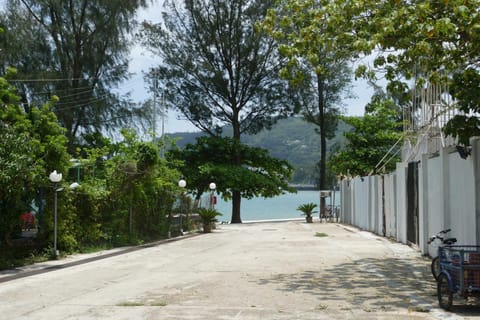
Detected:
[139,0,298,137]
[261,0,354,193]
[268,0,480,146]
[0,72,69,243]
[329,95,403,177]
[167,136,295,213]
[1,0,149,150]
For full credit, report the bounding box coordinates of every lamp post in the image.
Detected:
[49,170,62,257]
[178,179,186,235]
[209,182,216,209]
[69,159,81,183]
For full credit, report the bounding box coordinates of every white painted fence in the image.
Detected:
[340,137,480,256]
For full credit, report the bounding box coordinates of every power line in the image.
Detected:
[8,77,98,83]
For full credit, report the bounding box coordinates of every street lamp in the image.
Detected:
[209,182,216,209]
[49,170,62,257]
[178,179,186,235]
[178,179,186,188]
[69,182,80,190]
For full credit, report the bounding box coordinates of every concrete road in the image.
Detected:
[0,221,477,319]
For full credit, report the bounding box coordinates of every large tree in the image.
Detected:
[0,0,148,151]
[167,136,295,213]
[332,0,480,147]
[262,1,353,216]
[330,93,403,177]
[264,0,480,168]
[140,0,299,223]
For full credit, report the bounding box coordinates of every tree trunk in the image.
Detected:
[317,74,327,218]
[231,113,242,223]
[231,190,242,223]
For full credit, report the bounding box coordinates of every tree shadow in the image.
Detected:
[256,256,480,315]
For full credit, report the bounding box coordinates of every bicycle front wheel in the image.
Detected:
[431,256,440,280]
[437,273,453,310]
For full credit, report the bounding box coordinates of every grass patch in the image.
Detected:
[0,244,51,271]
[78,243,112,254]
[117,301,144,307]
[315,232,328,237]
[408,306,430,313]
[150,300,168,307]
[117,300,168,307]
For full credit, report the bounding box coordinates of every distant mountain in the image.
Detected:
[166,117,349,184]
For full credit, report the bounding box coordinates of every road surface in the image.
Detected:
[0,221,478,319]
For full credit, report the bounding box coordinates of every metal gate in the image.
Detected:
[407,161,419,245]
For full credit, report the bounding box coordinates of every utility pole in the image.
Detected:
[160,91,166,158]
[161,92,165,140]
[152,68,158,142]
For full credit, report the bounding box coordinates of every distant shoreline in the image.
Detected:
[290,184,318,191]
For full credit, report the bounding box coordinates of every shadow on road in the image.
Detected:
[258,254,480,317]
[256,256,480,316]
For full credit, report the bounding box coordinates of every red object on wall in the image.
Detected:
[20,212,35,230]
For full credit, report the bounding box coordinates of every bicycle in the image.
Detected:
[437,245,480,310]
[428,228,457,280]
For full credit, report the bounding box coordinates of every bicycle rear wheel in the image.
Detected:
[431,256,440,280]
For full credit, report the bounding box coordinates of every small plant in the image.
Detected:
[197,208,222,233]
[297,202,318,223]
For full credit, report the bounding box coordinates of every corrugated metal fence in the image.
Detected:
[340,137,480,256]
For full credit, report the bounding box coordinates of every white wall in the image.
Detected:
[384,174,397,238]
[341,140,480,256]
[396,163,408,244]
[353,177,369,229]
[446,149,475,245]
[425,155,443,256]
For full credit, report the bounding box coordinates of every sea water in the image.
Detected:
[214,190,340,222]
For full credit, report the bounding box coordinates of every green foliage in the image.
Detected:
[168,117,350,185]
[444,115,480,147]
[262,1,354,191]
[171,135,295,197]
[104,129,180,242]
[296,203,318,217]
[197,208,222,225]
[0,75,69,245]
[69,184,107,246]
[140,0,304,223]
[264,0,480,152]
[139,0,298,137]
[336,0,480,146]
[167,136,295,222]
[0,75,187,262]
[1,0,149,150]
[329,96,403,177]
[315,232,328,238]
[444,69,480,145]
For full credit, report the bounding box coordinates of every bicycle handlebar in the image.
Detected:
[428,229,454,244]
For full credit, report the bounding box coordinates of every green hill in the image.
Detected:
[167,117,349,185]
